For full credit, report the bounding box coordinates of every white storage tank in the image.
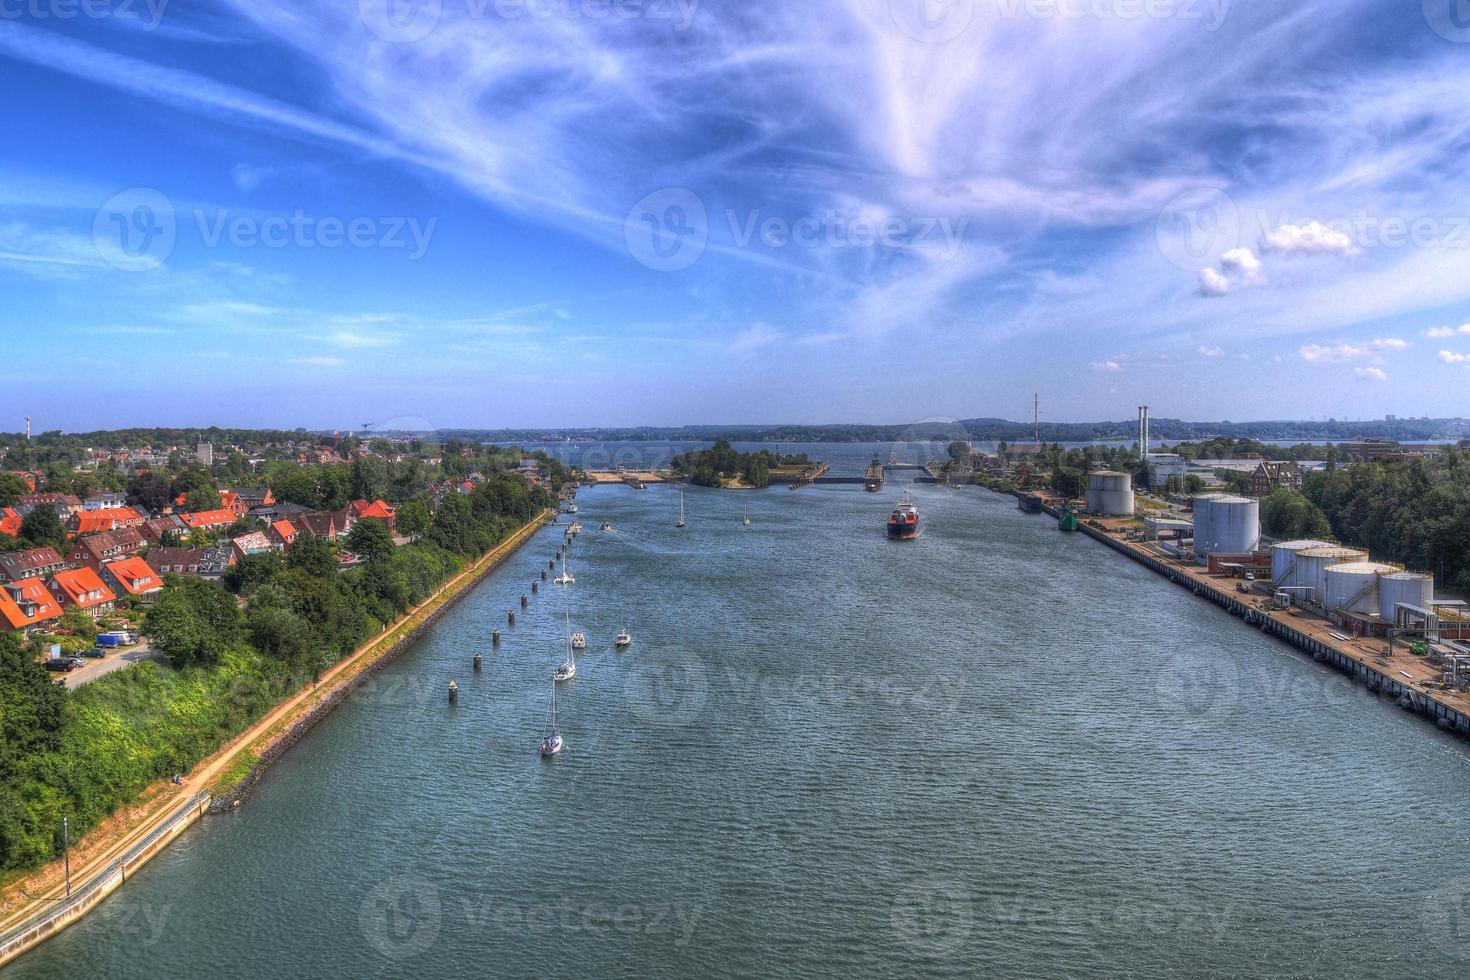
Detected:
[1378,571,1435,622]
[1193,494,1259,563]
[1295,547,1368,606]
[1325,562,1400,614]
[1271,540,1334,588]
[1086,471,1135,516]
[1190,494,1226,564]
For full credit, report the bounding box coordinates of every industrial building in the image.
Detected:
[1191,494,1260,565]
[1085,471,1135,517]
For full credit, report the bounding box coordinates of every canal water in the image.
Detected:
[10,460,1470,978]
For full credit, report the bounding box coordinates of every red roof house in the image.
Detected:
[0,507,21,538]
[180,509,239,531]
[102,556,164,598]
[0,577,63,633]
[48,566,117,615]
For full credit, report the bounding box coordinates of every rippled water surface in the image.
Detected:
[12,463,1470,978]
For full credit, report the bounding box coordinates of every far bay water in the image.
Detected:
[10,444,1470,978]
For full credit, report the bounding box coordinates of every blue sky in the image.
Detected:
[3,0,1470,430]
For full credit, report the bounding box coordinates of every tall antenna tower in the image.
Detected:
[24,417,30,441]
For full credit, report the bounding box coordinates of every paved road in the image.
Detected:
[58,643,159,688]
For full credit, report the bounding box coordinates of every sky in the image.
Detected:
[3,0,1470,431]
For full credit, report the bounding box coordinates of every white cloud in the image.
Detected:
[1426,324,1470,338]
[1198,345,1226,358]
[1221,248,1263,283]
[729,323,783,354]
[1299,337,1408,363]
[1355,366,1387,381]
[1198,268,1230,298]
[1091,360,1123,373]
[1261,220,1360,257]
[1439,351,1470,364]
[291,356,345,366]
[327,330,397,349]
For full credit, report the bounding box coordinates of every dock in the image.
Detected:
[1017,491,1470,738]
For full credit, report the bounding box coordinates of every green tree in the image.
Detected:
[395,499,429,539]
[223,551,284,596]
[125,472,171,514]
[286,534,338,578]
[143,578,242,668]
[0,473,29,508]
[19,507,67,554]
[346,518,395,563]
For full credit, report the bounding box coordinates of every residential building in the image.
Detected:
[0,546,68,583]
[249,502,310,524]
[180,508,240,531]
[1338,438,1402,460]
[1252,460,1302,496]
[70,528,147,571]
[196,442,214,466]
[71,506,146,535]
[233,486,276,510]
[0,578,63,633]
[231,531,275,560]
[295,511,343,541]
[102,556,165,599]
[17,492,82,516]
[141,515,187,543]
[0,507,21,538]
[267,519,299,549]
[146,546,235,580]
[47,566,117,616]
[82,491,128,511]
[349,499,396,533]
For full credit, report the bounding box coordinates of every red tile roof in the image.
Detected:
[0,577,63,631]
[73,507,145,535]
[104,556,164,595]
[48,567,116,609]
[180,509,238,529]
[359,500,395,520]
[0,507,20,537]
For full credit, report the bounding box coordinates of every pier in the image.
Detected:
[1017,492,1470,738]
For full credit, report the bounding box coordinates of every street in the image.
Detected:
[59,642,159,688]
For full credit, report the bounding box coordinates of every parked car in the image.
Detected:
[83,646,108,658]
[44,657,86,672]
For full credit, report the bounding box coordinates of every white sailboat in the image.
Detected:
[742,504,751,527]
[553,611,576,682]
[554,556,575,585]
[615,628,632,648]
[539,680,563,756]
[676,491,686,528]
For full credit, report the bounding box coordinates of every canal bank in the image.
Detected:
[1017,490,1470,739]
[0,511,553,970]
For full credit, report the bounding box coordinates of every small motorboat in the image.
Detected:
[571,633,587,650]
[567,502,578,514]
[601,522,612,532]
[614,629,632,649]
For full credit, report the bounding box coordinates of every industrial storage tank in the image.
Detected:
[1294,547,1367,606]
[1086,471,1135,516]
[1324,562,1401,614]
[1192,495,1260,564]
[1378,571,1435,622]
[1189,494,1226,564]
[1270,540,1334,588]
